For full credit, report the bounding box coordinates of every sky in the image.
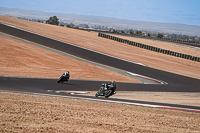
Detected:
[1,0,200,26]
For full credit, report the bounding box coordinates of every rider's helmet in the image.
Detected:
[111,81,115,85]
[67,71,69,74]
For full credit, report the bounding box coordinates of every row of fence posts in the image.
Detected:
[98,32,200,62]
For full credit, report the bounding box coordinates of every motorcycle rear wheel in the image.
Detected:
[57,79,61,83]
[104,90,113,98]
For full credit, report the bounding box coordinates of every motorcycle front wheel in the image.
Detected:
[95,92,99,97]
[57,79,62,83]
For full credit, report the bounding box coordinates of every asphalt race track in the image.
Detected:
[0,23,200,112]
[1,76,200,112]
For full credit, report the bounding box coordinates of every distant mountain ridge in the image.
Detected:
[0,7,200,36]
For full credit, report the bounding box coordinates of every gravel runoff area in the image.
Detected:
[0,15,200,132]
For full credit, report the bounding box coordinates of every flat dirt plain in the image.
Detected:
[0,15,200,132]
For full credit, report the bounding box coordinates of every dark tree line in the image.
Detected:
[46,16,59,25]
[44,16,200,43]
[167,34,199,42]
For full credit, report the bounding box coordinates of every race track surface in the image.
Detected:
[1,23,200,92]
[0,23,200,112]
[1,76,200,112]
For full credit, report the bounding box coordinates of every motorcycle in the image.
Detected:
[95,83,116,98]
[57,75,69,83]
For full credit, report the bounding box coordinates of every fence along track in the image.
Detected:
[98,33,200,62]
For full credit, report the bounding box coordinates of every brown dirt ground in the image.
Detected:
[0,92,200,133]
[1,15,200,132]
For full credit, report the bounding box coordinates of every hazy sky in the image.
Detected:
[1,0,200,25]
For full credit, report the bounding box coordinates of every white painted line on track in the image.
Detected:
[127,71,168,84]
[157,107,200,113]
[1,91,199,113]
[194,47,200,50]
[47,90,88,94]
[4,24,16,28]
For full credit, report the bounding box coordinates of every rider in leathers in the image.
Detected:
[63,71,70,81]
[103,81,116,94]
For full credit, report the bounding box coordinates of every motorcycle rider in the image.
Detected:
[95,81,116,97]
[107,81,116,90]
[103,81,116,92]
[57,71,70,83]
[63,71,70,81]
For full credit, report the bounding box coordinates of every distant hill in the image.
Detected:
[1,7,200,36]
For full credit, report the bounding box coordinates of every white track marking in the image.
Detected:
[1,91,199,112]
[127,71,168,84]
[47,90,88,94]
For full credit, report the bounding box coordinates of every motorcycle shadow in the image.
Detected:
[58,82,79,86]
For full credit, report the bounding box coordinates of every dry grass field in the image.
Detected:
[0,92,200,133]
[0,15,200,132]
